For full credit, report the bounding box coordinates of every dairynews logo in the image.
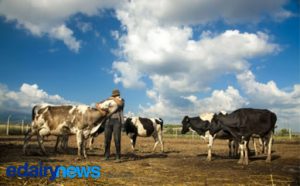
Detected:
[6,162,101,181]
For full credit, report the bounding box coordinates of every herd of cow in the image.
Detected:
[22,99,277,165]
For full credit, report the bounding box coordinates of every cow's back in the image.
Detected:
[35,105,75,130]
[234,108,276,136]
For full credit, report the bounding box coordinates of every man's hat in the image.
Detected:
[112,89,120,97]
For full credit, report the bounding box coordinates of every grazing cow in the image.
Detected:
[181,113,237,161]
[123,117,164,152]
[210,108,277,165]
[24,99,122,159]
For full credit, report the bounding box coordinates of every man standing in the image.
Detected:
[101,89,124,162]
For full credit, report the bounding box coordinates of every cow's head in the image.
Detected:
[181,116,191,134]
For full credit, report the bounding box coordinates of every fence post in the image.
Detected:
[6,115,11,135]
[192,131,194,139]
[175,128,178,138]
[289,128,292,140]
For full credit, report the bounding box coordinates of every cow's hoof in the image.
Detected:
[76,157,82,161]
[238,159,243,164]
[266,159,271,163]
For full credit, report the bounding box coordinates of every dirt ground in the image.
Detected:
[0,134,299,186]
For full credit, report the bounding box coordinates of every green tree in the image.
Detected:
[278,128,289,136]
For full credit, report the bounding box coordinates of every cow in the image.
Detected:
[123,117,164,152]
[181,113,238,161]
[210,108,277,165]
[23,99,122,159]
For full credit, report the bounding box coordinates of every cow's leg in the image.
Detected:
[23,128,35,155]
[63,135,69,150]
[37,127,50,155]
[152,133,159,152]
[258,138,264,154]
[228,139,232,157]
[76,130,83,159]
[253,137,258,156]
[37,134,47,155]
[130,135,137,151]
[82,138,87,159]
[207,134,214,161]
[54,136,61,152]
[158,130,164,152]
[243,140,249,165]
[234,140,239,157]
[89,136,94,150]
[238,142,244,164]
[259,138,267,154]
[266,131,273,163]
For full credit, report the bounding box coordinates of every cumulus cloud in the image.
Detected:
[237,70,300,107]
[116,0,291,27]
[111,0,298,130]
[0,83,76,113]
[0,0,119,52]
[113,7,279,120]
[139,86,248,123]
[0,0,292,52]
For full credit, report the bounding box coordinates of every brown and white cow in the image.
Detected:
[23,99,122,159]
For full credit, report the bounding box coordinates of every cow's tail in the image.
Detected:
[158,118,163,131]
[31,105,39,121]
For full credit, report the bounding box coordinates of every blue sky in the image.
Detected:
[0,0,299,131]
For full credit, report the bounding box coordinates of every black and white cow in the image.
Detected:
[24,99,122,159]
[123,117,164,152]
[210,108,277,165]
[181,113,238,161]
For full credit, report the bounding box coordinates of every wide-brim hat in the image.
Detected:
[112,89,120,97]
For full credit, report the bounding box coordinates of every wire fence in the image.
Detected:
[0,122,299,141]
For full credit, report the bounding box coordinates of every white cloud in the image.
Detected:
[0,0,291,52]
[116,0,291,27]
[112,21,278,119]
[111,0,299,131]
[0,83,76,113]
[237,70,300,106]
[184,86,249,113]
[76,21,93,33]
[112,61,145,88]
[0,0,119,52]
[139,86,248,123]
[49,24,81,52]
